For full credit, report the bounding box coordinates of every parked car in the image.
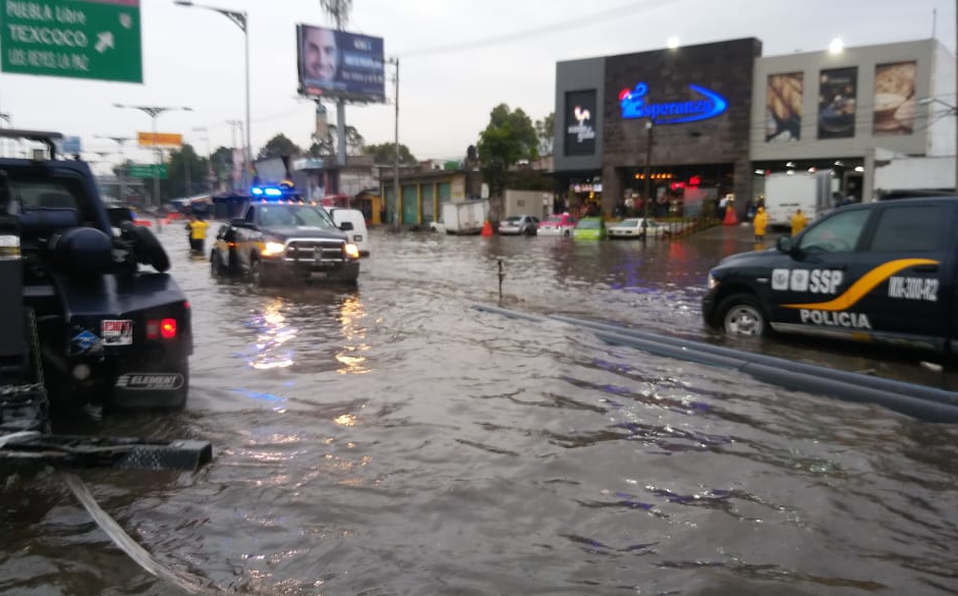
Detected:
[607,218,671,239]
[572,217,606,240]
[498,215,539,236]
[537,213,578,237]
[702,195,958,355]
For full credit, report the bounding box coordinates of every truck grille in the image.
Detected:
[284,239,346,264]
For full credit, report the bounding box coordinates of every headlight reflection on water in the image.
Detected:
[250,298,296,370]
[335,293,370,375]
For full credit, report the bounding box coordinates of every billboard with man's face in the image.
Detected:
[297,24,385,102]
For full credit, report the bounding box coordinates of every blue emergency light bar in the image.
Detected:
[250,186,284,197]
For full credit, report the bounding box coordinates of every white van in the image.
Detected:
[327,208,370,257]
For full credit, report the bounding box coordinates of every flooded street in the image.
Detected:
[3,224,958,596]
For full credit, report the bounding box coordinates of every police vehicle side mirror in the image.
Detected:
[339,221,354,232]
[776,235,794,254]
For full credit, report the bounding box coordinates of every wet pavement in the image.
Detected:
[2,222,957,595]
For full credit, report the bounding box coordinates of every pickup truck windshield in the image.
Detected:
[259,204,336,229]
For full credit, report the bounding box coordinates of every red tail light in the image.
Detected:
[146,318,177,340]
[161,319,177,339]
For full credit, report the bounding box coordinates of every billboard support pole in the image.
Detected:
[337,98,347,168]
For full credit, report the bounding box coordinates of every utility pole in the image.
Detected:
[389,57,400,229]
[227,119,244,189]
[642,120,653,243]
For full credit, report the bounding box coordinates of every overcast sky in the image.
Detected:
[1,0,954,173]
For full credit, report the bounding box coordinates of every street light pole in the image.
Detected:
[113,103,192,207]
[173,1,250,189]
[95,134,134,202]
[642,120,653,243]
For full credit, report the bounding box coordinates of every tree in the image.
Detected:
[307,124,365,158]
[535,112,555,157]
[477,104,538,222]
[161,144,210,199]
[365,142,416,165]
[257,134,302,161]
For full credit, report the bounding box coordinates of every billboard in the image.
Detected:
[873,61,916,135]
[297,24,385,102]
[138,132,182,148]
[565,90,597,156]
[818,67,858,139]
[765,72,803,142]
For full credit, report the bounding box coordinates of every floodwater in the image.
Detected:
[2,223,957,596]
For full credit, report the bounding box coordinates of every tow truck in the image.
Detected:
[210,182,361,286]
[0,130,209,471]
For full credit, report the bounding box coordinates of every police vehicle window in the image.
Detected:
[260,206,294,227]
[798,209,870,253]
[868,205,943,252]
[290,205,336,228]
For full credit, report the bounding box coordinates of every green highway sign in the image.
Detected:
[128,163,167,178]
[1,0,142,83]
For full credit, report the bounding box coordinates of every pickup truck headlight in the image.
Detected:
[261,241,286,257]
[344,243,360,259]
[707,273,720,290]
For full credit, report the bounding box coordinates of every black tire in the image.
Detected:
[210,252,224,278]
[715,293,767,337]
[121,222,170,272]
[249,259,269,287]
[563,230,571,238]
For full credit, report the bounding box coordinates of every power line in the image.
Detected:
[396,0,680,58]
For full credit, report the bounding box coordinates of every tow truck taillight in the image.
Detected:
[147,318,177,340]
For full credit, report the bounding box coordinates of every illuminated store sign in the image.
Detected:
[619,82,728,124]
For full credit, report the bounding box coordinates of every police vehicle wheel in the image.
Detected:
[210,253,224,278]
[717,293,766,337]
[249,259,268,287]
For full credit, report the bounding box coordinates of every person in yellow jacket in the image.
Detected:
[790,208,808,236]
[186,215,209,253]
[752,206,768,243]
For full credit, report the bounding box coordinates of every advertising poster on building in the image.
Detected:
[873,61,917,135]
[565,90,597,156]
[297,24,385,102]
[765,73,803,142]
[818,67,858,139]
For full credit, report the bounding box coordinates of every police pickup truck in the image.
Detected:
[702,196,958,355]
[210,185,360,286]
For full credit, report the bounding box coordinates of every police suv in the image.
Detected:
[702,196,956,354]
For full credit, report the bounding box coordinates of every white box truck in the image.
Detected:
[762,170,834,229]
[435,200,490,235]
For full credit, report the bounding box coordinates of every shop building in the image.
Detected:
[751,38,955,203]
[554,38,761,218]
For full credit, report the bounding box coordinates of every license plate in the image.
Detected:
[310,271,327,279]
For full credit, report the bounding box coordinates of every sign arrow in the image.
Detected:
[95,31,115,53]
